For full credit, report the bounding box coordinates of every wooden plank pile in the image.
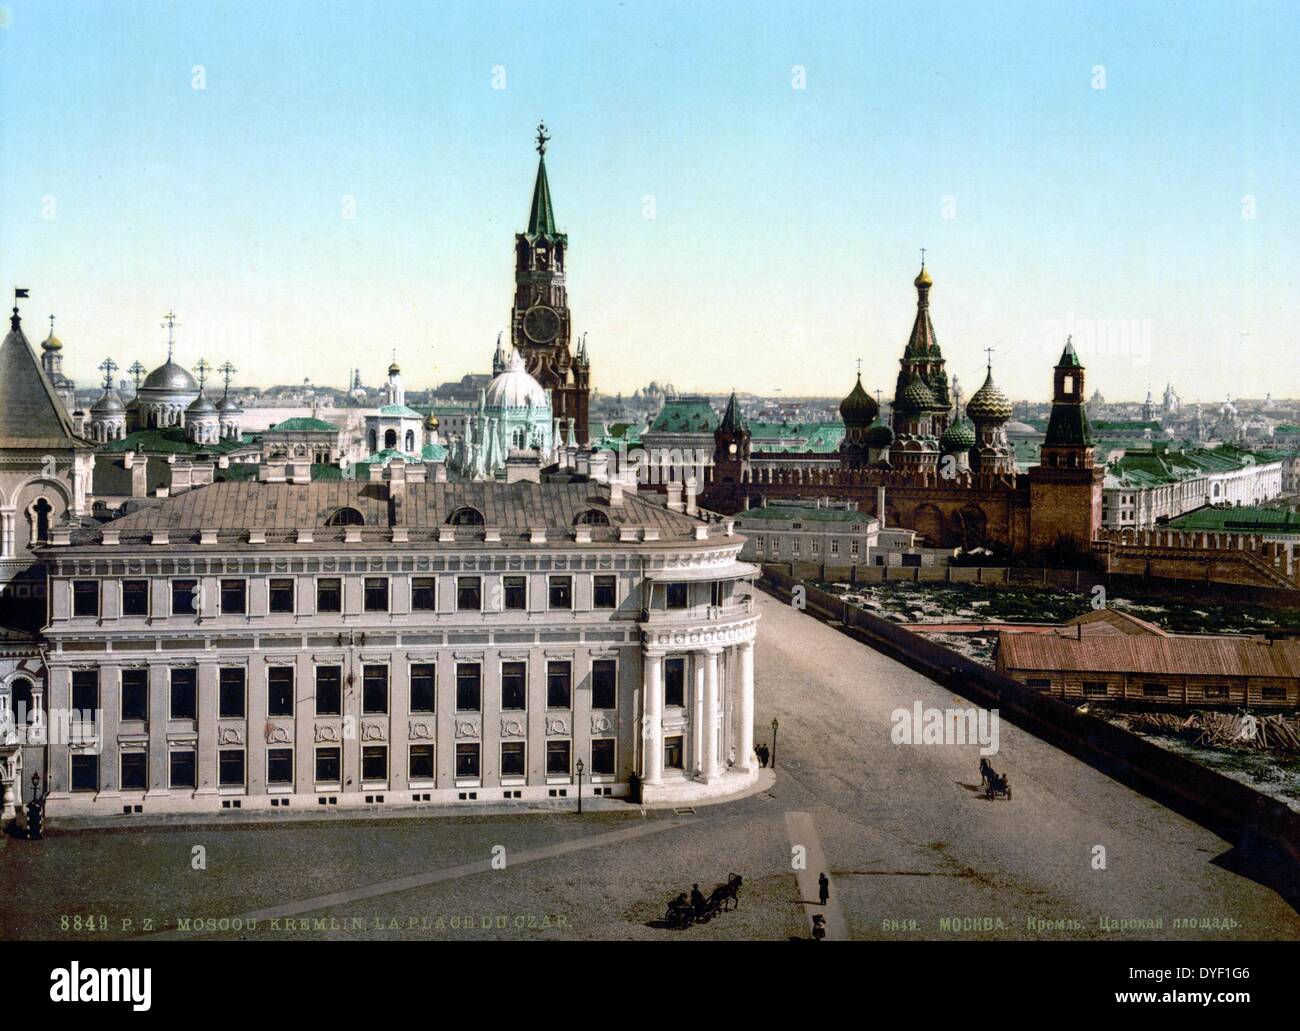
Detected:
[1125,711,1300,754]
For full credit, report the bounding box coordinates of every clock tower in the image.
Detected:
[510,122,590,444]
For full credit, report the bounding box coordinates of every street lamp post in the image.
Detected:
[771,718,779,770]
[575,758,585,815]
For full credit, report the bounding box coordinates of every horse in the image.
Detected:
[710,873,743,911]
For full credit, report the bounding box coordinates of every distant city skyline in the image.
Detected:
[3,1,1296,402]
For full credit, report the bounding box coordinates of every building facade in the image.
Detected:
[34,478,759,816]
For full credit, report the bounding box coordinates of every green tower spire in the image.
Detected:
[527,121,558,238]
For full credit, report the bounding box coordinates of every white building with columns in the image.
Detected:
[32,474,759,816]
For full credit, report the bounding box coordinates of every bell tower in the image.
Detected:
[509,122,589,443]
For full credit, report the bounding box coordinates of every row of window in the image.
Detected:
[68,574,644,618]
[68,738,620,793]
[752,536,861,559]
[1024,678,1287,700]
[71,660,621,720]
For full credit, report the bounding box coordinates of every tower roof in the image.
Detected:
[904,262,941,359]
[0,307,91,448]
[718,391,749,434]
[1057,336,1083,368]
[527,153,558,238]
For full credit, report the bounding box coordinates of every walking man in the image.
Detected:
[818,871,829,906]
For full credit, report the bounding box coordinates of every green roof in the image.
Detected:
[736,505,870,524]
[718,391,749,434]
[1169,506,1300,533]
[268,416,339,433]
[1092,419,1160,432]
[525,154,565,241]
[102,428,259,455]
[649,399,718,433]
[749,421,844,453]
[377,403,424,419]
[1043,402,1093,448]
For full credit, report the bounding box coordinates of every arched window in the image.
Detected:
[368,429,378,452]
[448,507,484,526]
[574,509,610,525]
[10,677,34,722]
[384,429,398,449]
[325,507,365,527]
[405,430,415,452]
[31,498,53,543]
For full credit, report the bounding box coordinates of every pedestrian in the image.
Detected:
[728,746,736,767]
[818,872,829,906]
[811,914,826,941]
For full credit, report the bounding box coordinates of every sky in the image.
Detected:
[1,1,1297,405]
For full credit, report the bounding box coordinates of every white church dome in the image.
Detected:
[484,350,549,410]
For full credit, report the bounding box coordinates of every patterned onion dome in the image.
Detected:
[896,372,937,413]
[839,373,879,426]
[939,416,976,451]
[865,420,894,448]
[965,367,1013,422]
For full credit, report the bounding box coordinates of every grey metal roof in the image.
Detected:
[0,313,93,449]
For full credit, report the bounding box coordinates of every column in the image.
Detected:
[0,509,14,559]
[196,662,218,796]
[738,639,755,772]
[703,647,721,781]
[692,654,705,777]
[642,650,664,785]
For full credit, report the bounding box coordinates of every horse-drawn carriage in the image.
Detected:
[663,874,743,928]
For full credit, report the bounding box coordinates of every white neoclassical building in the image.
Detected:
[33,474,759,816]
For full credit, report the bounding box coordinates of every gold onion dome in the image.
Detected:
[914,264,932,288]
[839,373,879,426]
[42,331,63,351]
[388,360,401,376]
[424,412,439,430]
[940,416,976,451]
[966,367,1013,422]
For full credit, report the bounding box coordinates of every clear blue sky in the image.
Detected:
[1,1,1296,404]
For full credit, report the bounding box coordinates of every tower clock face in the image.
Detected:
[523,305,561,344]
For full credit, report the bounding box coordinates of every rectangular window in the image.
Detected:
[408,744,434,781]
[501,741,526,777]
[456,576,481,611]
[364,577,389,612]
[591,660,617,710]
[591,738,616,776]
[850,541,860,557]
[122,579,149,616]
[72,669,99,715]
[121,669,148,721]
[664,735,684,770]
[501,661,527,711]
[547,661,572,709]
[503,575,527,610]
[170,750,197,788]
[267,667,294,717]
[219,667,246,718]
[71,753,99,792]
[665,657,686,708]
[1262,686,1285,701]
[1083,681,1108,697]
[220,579,247,614]
[456,664,481,712]
[357,664,387,714]
[267,748,294,785]
[546,739,571,776]
[411,576,437,611]
[172,579,198,615]
[666,582,689,609]
[593,575,617,609]
[315,746,341,783]
[120,752,147,791]
[170,668,197,720]
[316,577,342,613]
[362,745,388,782]
[830,539,840,556]
[72,579,100,617]
[1026,678,1051,690]
[455,742,480,778]
[219,749,245,786]
[548,575,572,610]
[269,578,295,613]
[1203,684,1227,699]
[315,666,342,715]
[1142,682,1169,698]
[410,663,435,712]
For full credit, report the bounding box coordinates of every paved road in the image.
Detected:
[2,590,1295,940]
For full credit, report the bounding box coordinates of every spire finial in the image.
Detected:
[49,313,55,334]
[535,121,550,156]
[194,357,210,390]
[162,310,179,361]
[98,357,118,390]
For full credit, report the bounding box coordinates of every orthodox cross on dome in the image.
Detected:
[984,346,995,371]
[535,121,551,156]
[919,247,927,266]
[194,357,211,390]
[161,310,179,361]
[49,314,56,335]
[856,357,863,377]
[98,357,118,390]
[219,360,237,391]
[128,361,146,392]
